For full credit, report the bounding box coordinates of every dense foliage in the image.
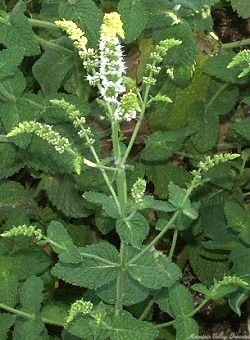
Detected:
[0,0,250,339]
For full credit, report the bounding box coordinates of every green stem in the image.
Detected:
[115,241,128,315]
[168,229,179,260]
[139,299,154,321]
[0,303,65,327]
[0,303,34,320]
[222,38,250,49]
[28,18,58,30]
[156,299,209,329]
[121,83,151,166]
[128,210,180,265]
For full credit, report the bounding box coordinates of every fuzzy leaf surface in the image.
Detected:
[52,241,119,289]
[110,310,158,340]
[118,0,148,43]
[0,1,40,56]
[128,248,181,289]
[58,0,102,47]
[116,213,149,247]
[20,276,44,314]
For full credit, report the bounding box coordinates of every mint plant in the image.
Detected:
[1,0,250,339]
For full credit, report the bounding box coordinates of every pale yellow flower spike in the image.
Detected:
[55,19,88,53]
[101,12,124,39]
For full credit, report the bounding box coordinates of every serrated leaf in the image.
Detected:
[41,304,68,326]
[13,320,46,340]
[173,317,199,340]
[110,310,158,340]
[0,144,23,180]
[188,245,230,286]
[116,213,149,247]
[0,181,38,215]
[20,276,44,314]
[154,289,174,317]
[83,191,108,205]
[32,37,74,95]
[0,314,16,339]
[231,0,250,19]
[52,241,119,289]
[0,249,51,281]
[190,100,219,153]
[128,249,181,289]
[203,51,244,84]
[0,1,40,56]
[96,274,150,306]
[58,0,102,48]
[229,288,250,316]
[137,196,174,213]
[0,272,18,307]
[169,284,194,317]
[47,220,74,254]
[141,130,188,162]
[146,163,192,199]
[0,46,25,79]
[41,175,90,218]
[118,0,148,43]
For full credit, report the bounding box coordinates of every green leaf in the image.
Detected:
[137,196,175,213]
[32,37,74,95]
[13,320,46,340]
[202,51,244,84]
[168,182,198,219]
[96,274,150,306]
[47,220,74,254]
[230,244,250,277]
[231,118,250,142]
[58,0,102,48]
[0,314,16,339]
[169,284,194,317]
[116,213,149,247]
[0,181,38,216]
[229,288,250,316]
[128,249,181,289]
[173,317,199,340]
[41,175,90,218]
[231,0,250,18]
[52,241,119,289]
[83,191,108,205]
[140,129,190,162]
[0,144,23,180]
[84,192,120,218]
[0,46,25,79]
[146,163,192,199]
[0,248,51,281]
[41,304,68,326]
[190,101,219,153]
[0,272,18,307]
[188,245,230,286]
[0,1,40,56]
[20,276,44,314]
[110,310,159,340]
[118,0,148,43]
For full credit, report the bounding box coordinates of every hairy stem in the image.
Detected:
[222,38,250,49]
[28,18,58,30]
[115,241,128,315]
[169,229,179,259]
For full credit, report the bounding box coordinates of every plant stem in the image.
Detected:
[28,18,58,30]
[222,38,250,49]
[156,299,209,329]
[0,303,65,327]
[168,229,179,260]
[115,241,127,315]
[139,299,154,321]
[0,303,35,320]
[128,210,180,265]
